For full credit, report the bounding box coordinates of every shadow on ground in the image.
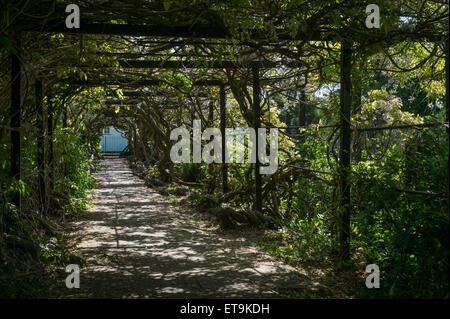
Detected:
[55,157,315,298]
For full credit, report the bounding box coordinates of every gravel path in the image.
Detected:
[60,157,310,298]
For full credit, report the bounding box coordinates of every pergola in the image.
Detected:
[8,12,449,259]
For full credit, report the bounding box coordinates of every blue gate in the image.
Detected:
[100,127,128,152]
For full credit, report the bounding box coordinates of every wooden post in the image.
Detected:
[352,62,363,164]
[446,39,449,133]
[253,67,262,213]
[220,83,228,194]
[47,96,54,208]
[208,101,214,123]
[134,113,138,159]
[133,125,138,158]
[297,89,307,145]
[10,39,21,210]
[298,89,306,127]
[63,110,67,128]
[36,79,46,215]
[445,39,449,200]
[339,42,352,261]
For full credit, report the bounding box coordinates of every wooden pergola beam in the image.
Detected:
[64,79,226,87]
[193,80,224,86]
[103,100,189,107]
[27,22,445,43]
[121,91,209,98]
[119,60,301,69]
[28,21,325,41]
[63,79,161,86]
[103,99,142,105]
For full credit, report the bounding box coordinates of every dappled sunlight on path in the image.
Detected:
[60,157,310,298]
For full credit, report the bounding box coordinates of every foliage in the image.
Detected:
[352,126,448,298]
[53,128,96,217]
[0,260,48,298]
[0,0,448,299]
[0,124,95,298]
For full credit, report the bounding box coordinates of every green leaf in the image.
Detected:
[163,0,170,11]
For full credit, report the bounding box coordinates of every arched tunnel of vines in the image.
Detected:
[0,0,448,300]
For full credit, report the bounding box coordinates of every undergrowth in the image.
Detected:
[0,129,96,298]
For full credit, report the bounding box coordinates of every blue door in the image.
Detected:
[100,127,128,152]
